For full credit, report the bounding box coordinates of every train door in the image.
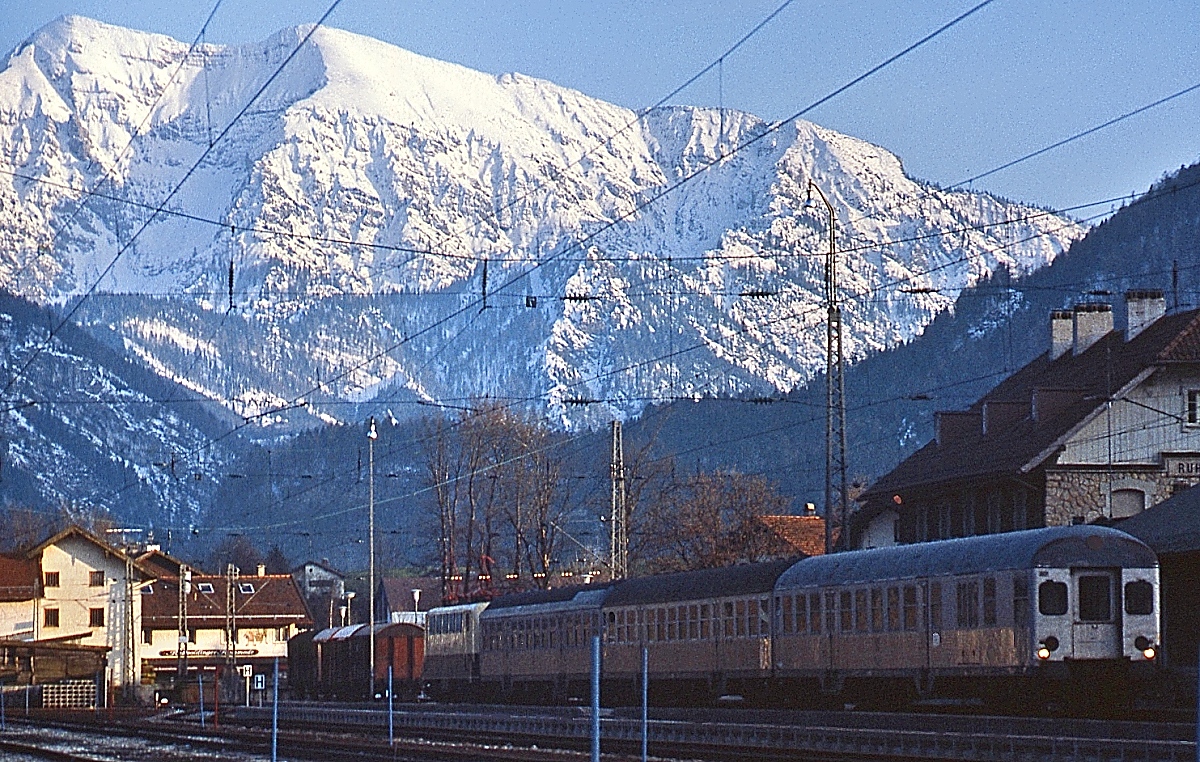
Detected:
[1071,568,1120,659]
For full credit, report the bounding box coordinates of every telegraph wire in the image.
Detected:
[5,0,227,289]
[954,79,1200,189]
[8,175,1198,415]
[0,0,347,403]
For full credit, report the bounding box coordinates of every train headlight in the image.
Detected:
[1036,647,1051,660]
[1134,636,1157,660]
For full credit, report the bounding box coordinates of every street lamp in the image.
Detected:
[367,417,378,698]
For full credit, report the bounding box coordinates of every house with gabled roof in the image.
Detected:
[3,525,157,697]
[855,291,1200,547]
[140,565,312,688]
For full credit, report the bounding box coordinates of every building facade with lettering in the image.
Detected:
[140,564,312,687]
[855,292,1200,547]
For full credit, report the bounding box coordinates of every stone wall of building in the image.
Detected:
[1044,467,1200,525]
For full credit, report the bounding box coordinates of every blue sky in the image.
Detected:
[2,1,1197,215]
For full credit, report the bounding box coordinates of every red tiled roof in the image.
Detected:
[0,555,38,602]
[759,515,827,556]
[142,574,313,629]
[862,309,1200,502]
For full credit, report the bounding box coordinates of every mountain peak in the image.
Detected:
[0,17,1085,436]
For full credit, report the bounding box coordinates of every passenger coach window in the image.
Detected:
[840,591,853,632]
[956,581,979,628]
[824,592,836,633]
[870,589,883,632]
[982,578,997,626]
[780,596,793,634]
[1038,580,1068,616]
[887,588,900,631]
[903,586,919,630]
[1013,577,1029,627]
[1125,580,1154,615]
[929,582,942,629]
[1078,575,1112,622]
[796,595,808,633]
[855,590,868,632]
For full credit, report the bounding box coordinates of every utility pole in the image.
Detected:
[177,566,190,690]
[124,555,136,694]
[367,416,378,698]
[808,180,848,554]
[225,564,238,675]
[610,420,627,580]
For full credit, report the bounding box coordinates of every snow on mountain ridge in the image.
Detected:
[0,16,1085,433]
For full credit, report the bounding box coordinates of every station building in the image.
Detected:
[855,291,1200,547]
[139,558,313,689]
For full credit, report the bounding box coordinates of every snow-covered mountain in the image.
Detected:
[0,16,1085,434]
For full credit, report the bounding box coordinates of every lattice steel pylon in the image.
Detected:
[610,420,628,580]
[808,181,848,554]
[177,565,190,689]
[225,564,238,671]
[124,555,136,690]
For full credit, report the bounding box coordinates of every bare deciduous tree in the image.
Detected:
[636,470,794,573]
[421,403,572,600]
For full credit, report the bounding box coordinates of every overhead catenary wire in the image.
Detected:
[6,174,1197,416]
[0,0,347,405]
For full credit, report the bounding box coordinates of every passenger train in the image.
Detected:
[421,526,1160,711]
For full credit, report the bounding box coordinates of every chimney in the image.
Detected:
[1125,289,1166,341]
[804,502,816,516]
[1073,303,1113,355]
[256,563,266,577]
[1049,310,1073,360]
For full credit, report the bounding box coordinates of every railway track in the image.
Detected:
[7,703,1197,762]
[1,711,640,762]
[237,701,1197,762]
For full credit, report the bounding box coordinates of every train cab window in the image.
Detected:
[795,595,808,634]
[779,596,793,634]
[1125,580,1154,615]
[887,587,900,631]
[870,588,883,632]
[747,599,759,637]
[903,586,919,630]
[736,600,747,637]
[840,591,853,632]
[1013,577,1030,627]
[688,605,699,639]
[982,577,997,626]
[1078,575,1112,622]
[1038,580,1068,616]
[929,582,942,629]
[723,602,735,638]
[854,590,868,632]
